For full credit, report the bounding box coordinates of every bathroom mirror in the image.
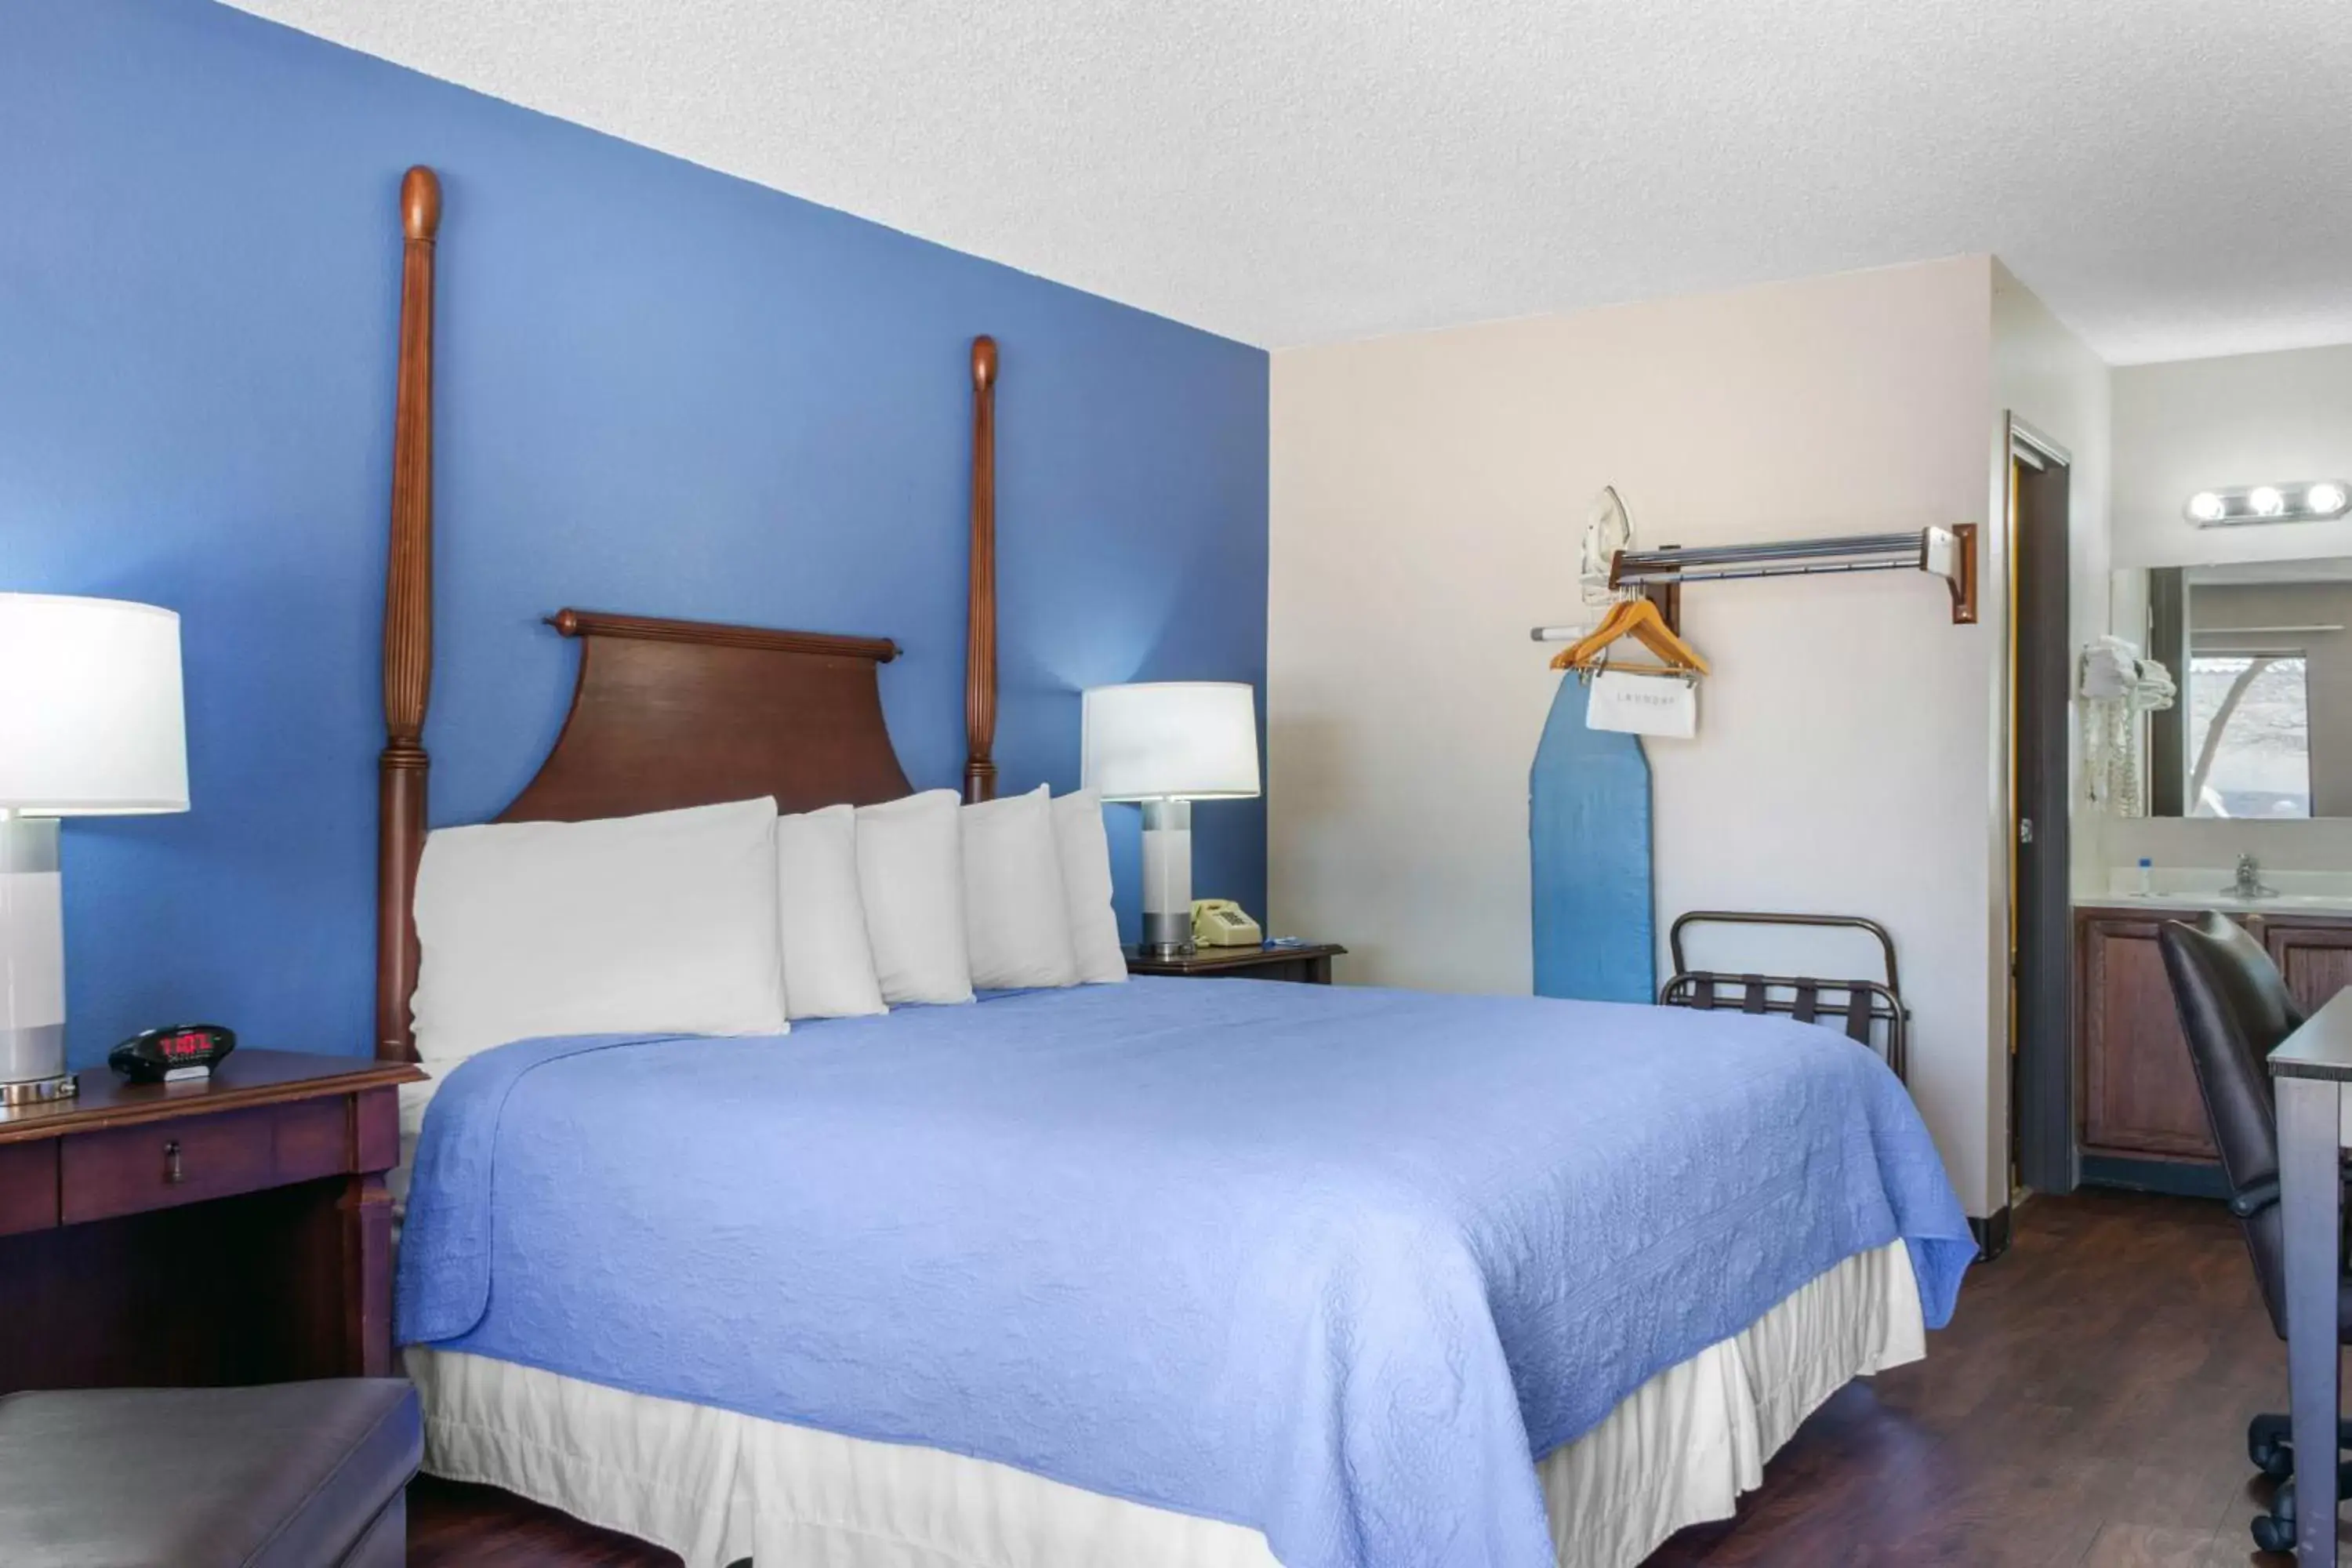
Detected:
[2112,557,2352,817]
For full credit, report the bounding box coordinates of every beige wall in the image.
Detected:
[2103,813,2352,874]
[1269,256,2034,1214]
[2113,345,2352,572]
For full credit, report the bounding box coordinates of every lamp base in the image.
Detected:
[1,815,70,1108]
[1140,800,1194,960]
[0,1072,76,1108]
[1140,910,1193,959]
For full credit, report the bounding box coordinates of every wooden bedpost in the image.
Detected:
[964,336,999,804]
[377,166,439,1062]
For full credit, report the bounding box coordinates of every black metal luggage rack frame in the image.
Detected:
[1658,911,1910,1082]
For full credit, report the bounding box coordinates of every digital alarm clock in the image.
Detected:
[108,1024,237,1084]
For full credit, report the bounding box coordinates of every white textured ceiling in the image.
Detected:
[226,0,2352,359]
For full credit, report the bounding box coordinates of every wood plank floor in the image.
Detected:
[409,1189,2314,1566]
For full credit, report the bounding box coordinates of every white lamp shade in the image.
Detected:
[0,593,189,815]
[1081,682,1260,801]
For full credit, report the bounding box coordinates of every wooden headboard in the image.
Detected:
[372,167,1002,1062]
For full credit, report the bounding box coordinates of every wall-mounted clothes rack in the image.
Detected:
[1607,524,1978,626]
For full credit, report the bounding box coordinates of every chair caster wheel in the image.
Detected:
[2252,1513,2294,1553]
[2250,1412,2295,1478]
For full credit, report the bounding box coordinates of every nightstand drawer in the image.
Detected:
[0,1142,59,1236]
[60,1098,350,1224]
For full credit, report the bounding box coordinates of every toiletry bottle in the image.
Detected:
[2136,857,2154,897]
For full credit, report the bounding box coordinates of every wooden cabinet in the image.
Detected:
[1123,942,1346,983]
[0,1141,59,1238]
[0,1050,423,1395]
[2076,907,2352,1172]
[2078,910,2221,1162]
[2268,920,2352,1014]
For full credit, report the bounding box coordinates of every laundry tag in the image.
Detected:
[1584,670,1697,739]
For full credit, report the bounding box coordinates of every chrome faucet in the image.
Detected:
[2226,852,2278,900]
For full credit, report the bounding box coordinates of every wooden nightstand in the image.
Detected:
[1124,942,1347,985]
[0,1048,425,1396]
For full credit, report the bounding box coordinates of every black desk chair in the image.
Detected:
[2161,910,2346,1554]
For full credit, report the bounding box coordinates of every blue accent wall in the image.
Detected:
[2,0,1268,1064]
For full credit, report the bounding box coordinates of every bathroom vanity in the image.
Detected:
[2071,552,2352,1189]
[2075,891,2352,1187]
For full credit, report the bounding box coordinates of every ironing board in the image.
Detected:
[1529,676,1654,1004]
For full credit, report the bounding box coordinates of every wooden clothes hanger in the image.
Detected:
[1549,597,1711,677]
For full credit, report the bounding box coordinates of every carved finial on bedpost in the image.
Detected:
[378,166,441,1062]
[401,165,441,241]
[964,336,1000,804]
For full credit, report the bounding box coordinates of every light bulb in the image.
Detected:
[2187,492,2227,523]
[2307,482,2348,516]
[2250,485,2286,517]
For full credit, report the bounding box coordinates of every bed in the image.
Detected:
[372,165,1973,1568]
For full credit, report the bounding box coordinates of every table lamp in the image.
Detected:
[1080,682,1260,956]
[0,594,189,1104]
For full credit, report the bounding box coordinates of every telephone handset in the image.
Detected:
[1191,898,1262,948]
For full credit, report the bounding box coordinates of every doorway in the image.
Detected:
[2010,416,2075,1199]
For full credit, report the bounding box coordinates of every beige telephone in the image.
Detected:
[1191,898,1262,948]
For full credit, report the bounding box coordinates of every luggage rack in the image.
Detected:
[1658,911,1910,1081]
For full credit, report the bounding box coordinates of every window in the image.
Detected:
[2187,654,2312,818]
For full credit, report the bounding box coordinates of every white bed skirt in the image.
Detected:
[407,1239,1922,1568]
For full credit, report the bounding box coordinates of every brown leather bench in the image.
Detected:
[0,1380,419,1566]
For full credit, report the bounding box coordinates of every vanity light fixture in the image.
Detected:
[2183,481,2352,527]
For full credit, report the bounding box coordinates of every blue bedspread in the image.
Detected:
[399,978,1970,1568]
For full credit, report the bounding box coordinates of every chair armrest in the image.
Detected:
[2230,1178,2281,1219]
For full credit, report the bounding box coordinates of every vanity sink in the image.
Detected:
[2107,865,2352,912]
[2100,889,2352,913]
[2090,866,2352,914]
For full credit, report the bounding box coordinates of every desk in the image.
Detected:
[0,1049,425,1393]
[2270,988,2352,1564]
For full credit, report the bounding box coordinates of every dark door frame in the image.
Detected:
[2009,415,2076,1197]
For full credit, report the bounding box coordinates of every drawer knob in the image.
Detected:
[162,1139,183,1186]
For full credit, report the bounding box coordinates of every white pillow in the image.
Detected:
[1052,789,1128,984]
[775,804,887,1019]
[962,786,1080,989]
[410,797,787,1065]
[855,789,974,1006]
